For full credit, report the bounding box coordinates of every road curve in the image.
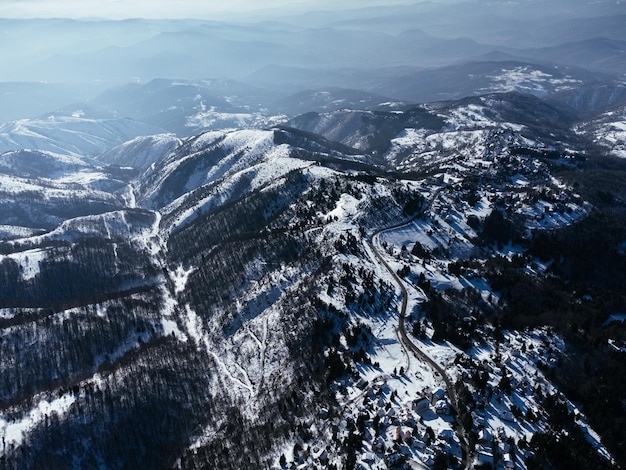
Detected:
[366,225,471,468]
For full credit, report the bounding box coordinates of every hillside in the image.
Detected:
[3,1,626,467]
[0,87,624,470]
[0,113,165,157]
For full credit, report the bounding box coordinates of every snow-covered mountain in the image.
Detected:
[0,85,625,469]
[0,147,136,232]
[576,104,626,158]
[2,2,626,467]
[97,133,182,170]
[0,113,165,157]
[0,149,90,179]
[90,79,285,136]
[287,92,585,165]
[553,80,626,115]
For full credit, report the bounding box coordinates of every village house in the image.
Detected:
[311,446,328,464]
[476,447,494,467]
[413,396,431,413]
[435,399,450,415]
[478,428,492,446]
[438,428,455,443]
[430,388,446,404]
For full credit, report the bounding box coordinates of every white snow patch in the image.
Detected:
[1,248,46,281]
[0,394,76,452]
[485,67,581,96]
[326,193,361,221]
[172,265,194,295]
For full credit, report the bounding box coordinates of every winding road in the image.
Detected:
[367,222,471,468]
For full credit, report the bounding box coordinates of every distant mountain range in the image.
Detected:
[1,1,625,120]
[2,60,623,157]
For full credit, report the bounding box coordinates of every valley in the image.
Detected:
[0,2,625,469]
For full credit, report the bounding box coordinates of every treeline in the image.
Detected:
[0,292,163,410]
[166,169,404,468]
[0,190,124,231]
[0,237,159,309]
[477,211,626,466]
[166,170,310,260]
[2,338,222,470]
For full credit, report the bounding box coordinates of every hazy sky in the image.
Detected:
[0,0,421,19]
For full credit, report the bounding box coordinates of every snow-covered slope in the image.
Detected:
[577,104,626,158]
[137,129,278,210]
[91,78,284,136]
[287,106,444,155]
[97,133,182,170]
[0,86,623,470]
[0,115,165,157]
[135,127,375,218]
[0,148,134,231]
[7,209,158,246]
[288,92,582,165]
[0,149,90,179]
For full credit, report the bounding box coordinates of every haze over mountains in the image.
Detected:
[1,1,626,469]
[1,0,625,121]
